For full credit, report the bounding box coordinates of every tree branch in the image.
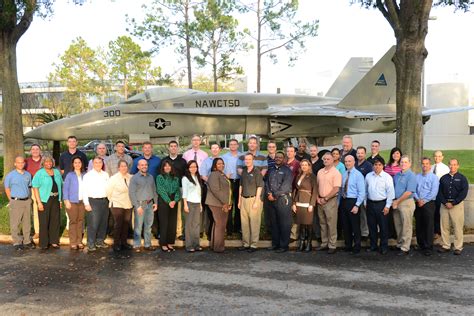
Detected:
[12,0,37,43]
[376,0,401,36]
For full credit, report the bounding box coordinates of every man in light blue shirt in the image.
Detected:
[365,157,395,255]
[199,143,221,240]
[339,155,366,254]
[414,157,439,256]
[392,155,417,255]
[222,139,242,236]
[4,156,35,250]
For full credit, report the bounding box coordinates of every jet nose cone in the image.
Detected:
[24,126,44,139]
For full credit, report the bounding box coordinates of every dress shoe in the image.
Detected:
[327,248,336,254]
[380,249,388,255]
[366,248,378,253]
[437,247,450,253]
[144,246,156,251]
[238,246,250,251]
[113,246,122,252]
[424,250,433,256]
[95,242,108,249]
[316,246,329,251]
[454,249,462,255]
[275,248,288,253]
[267,246,279,251]
[24,243,36,250]
[351,250,361,255]
[14,244,23,251]
[51,244,60,249]
[123,244,133,250]
[247,247,258,253]
[397,250,409,256]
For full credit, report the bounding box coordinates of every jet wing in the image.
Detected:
[422,106,474,116]
[123,104,395,118]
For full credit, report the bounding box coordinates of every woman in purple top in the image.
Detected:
[63,156,86,250]
[384,147,403,177]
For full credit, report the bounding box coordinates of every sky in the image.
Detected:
[16,0,474,97]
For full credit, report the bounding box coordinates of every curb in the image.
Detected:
[1,234,473,248]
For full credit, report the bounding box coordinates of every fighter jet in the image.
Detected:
[25,47,473,144]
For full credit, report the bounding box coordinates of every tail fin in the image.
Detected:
[338,46,396,110]
[325,57,373,98]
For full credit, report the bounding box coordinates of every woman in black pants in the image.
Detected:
[32,155,63,250]
[156,161,181,252]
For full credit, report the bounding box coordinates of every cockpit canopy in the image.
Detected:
[123,87,201,104]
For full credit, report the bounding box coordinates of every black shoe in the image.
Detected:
[424,250,433,256]
[275,248,288,253]
[366,248,378,253]
[316,246,329,251]
[113,246,122,252]
[267,246,279,251]
[24,243,36,250]
[454,249,462,255]
[438,247,450,253]
[123,244,133,250]
[96,242,108,249]
[327,248,336,254]
[144,246,156,251]
[351,250,361,255]
[397,250,409,256]
[380,249,388,255]
[14,244,23,251]
[238,246,249,251]
[344,247,352,252]
[247,247,257,253]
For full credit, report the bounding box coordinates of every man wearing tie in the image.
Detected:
[183,134,209,167]
[431,150,450,238]
[339,155,366,255]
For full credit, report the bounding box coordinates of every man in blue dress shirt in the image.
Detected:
[222,139,242,236]
[365,157,395,255]
[413,157,439,256]
[339,155,366,254]
[393,155,417,255]
[4,156,35,250]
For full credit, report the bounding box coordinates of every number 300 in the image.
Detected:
[103,110,121,117]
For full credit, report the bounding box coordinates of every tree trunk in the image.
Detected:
[256,0,262,93]
[1,34,24,175]
[393,42,426,173]
[185,0,193,89]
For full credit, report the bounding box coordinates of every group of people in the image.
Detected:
[4,134,469,256]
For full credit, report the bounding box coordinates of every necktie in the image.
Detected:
[433,164,437,176]
[194,151,198,163]
[343,170,350,198]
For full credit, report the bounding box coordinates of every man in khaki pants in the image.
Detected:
[25,144,42,239]
[437,159,469,255]
[316,153,342,254]
[392,155,417,256]
[238,153,264,253]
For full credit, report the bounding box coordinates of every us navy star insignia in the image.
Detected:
[149,118,171,130]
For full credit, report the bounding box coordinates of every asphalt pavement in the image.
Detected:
[1,245,473,315]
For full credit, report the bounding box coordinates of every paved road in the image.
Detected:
[1,245,473,315]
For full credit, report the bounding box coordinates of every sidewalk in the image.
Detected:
[1,234,472,248]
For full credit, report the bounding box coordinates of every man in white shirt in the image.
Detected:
[83,157,110,252]
[365,157,395,255]
[431,150,450,238]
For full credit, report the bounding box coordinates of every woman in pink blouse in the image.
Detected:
[384,147,403,177]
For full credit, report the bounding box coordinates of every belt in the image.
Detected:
[368,199,386,203]
[90,197,107,200]
[139,199,153,204]
[50,193,59,197]
[341,197,357,200]
[230,179,240,182]
[11,197,29,201]
[242,195,255,198]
